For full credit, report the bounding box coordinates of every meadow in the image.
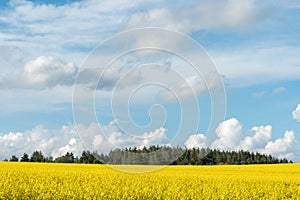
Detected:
[0,162,299,199]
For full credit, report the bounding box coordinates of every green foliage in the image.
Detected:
[7,146,292,165]
[10,155,19,162]
[30,151,45,162]
[45,156,53,163]
[102,146,290,165]
[20,153,29,162]
[80,151,101,164]
[55,152,74,163]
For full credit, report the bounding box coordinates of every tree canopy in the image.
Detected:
[4,146,292,165]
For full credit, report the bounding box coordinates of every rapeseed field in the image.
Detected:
[0,162,299,199]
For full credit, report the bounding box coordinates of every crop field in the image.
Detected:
[0,162,300,199]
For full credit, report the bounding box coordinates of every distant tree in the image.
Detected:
[93,159,102,164]
[80,151,101,164]
[74,156,80,163]
[45,156,53,163]
[55,152,74,163]
[100,146,291,165]
[8,146,291,165]
[80,151,97,164]
[20,153,30,162]
[80,151,88,163]
[30,151,45,162]
[65,152,74,163]
[10,155,19,162]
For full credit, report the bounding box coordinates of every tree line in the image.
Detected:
[6,151,101,164]
[5,146,293,165]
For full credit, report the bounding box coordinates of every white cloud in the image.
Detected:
[0,1,299,162]
[272,86,286,94]
[102,127,169,150]
[75,57,222,105]
[158,75,218,101]
[212,118,242,150]
[22,56,77,88]
[0,118,298,161]
[0,125,82,159]
[0,121,169,160]
[126,0,267,32]
[0,0,168,62]
[0,56,77,89]
[238,125,272,151]
[292,104,300,122]
[139,127,168,147]
[0,0,271,66]
[0,0,298,90]
[0,0,297,97]
[184,134,207,149]
[262,130,295,158]
[184,119,297,161]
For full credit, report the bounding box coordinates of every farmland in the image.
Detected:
[1,162,299,199]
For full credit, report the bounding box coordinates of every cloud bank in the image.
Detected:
[1,115,298,161]
[292,104,300,122]
[0,56,77,89]
[0,0,299,89]
[185,118,297,160]
[0,121,169,160]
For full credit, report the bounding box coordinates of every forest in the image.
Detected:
[6,146,292,165]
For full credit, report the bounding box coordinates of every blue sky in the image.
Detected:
[0,0,300,161]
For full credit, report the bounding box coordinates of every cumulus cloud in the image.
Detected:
[184,134,207,149]
[139,127,168,147]
[22,56,77,88]
[185,118,297,160]
[0,125,82,159]
[238,125,272,151]
[65,122,170,156]
[0,56,77,89]
[0,121,169,160]
[262,130,295,158]
[292,104,300,122]
[53,138,79,159]
[1,118,298,161]
[1,0,299,90]
[212,118,243,150]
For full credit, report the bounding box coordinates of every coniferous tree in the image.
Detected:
[20,153,29,162]
[30,151,45,162]
[10,155,19,162]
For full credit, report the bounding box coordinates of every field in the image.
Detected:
[0,162,300,199]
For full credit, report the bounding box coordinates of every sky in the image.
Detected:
[0,0,300,162]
